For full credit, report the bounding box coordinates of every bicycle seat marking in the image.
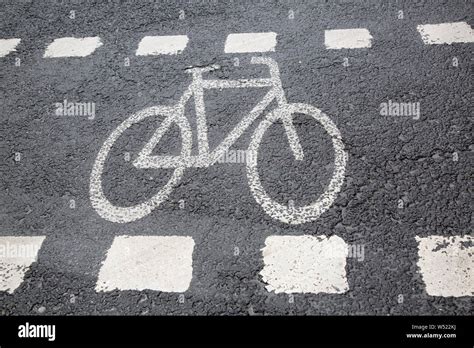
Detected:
[90,57,348,224]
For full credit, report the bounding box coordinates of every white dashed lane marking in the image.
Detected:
[417,22,474,45]
[0,38,21,57]
[0,233,471,297]
[260,235,349,294]
[3,22,474,60]
[324,28,373,49]
[224,32,277,53]
[96,236,195,292]
[135,35,189,55]
[416,235,473,297]
[43,37,103,58]
[0,236,45,294]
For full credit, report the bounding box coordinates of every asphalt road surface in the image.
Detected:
[0,0,472,315]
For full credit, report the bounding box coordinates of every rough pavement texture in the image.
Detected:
[0,0,472,315]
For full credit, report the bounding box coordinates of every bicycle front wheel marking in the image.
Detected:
[90,106,192,223]
[246,103,348,225]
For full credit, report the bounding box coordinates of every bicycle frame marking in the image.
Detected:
[133,57,303,169]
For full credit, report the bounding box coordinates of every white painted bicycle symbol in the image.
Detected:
[90,57,347,224]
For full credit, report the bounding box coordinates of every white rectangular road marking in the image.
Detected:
[43,37,103,58]
[0,236,46,294]
[224,32,277,53]
[136,35,189,55]
[260,235,349,294]
[417,22,474,44]
[0,38,21,57]
[416,235,473,297]
[96,236,195,292]
[324,28,373,49]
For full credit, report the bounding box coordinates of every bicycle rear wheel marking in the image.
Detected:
[90,106,191,223]
[246,103,347,225]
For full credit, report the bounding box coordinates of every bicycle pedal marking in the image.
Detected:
[90,57,347,224]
